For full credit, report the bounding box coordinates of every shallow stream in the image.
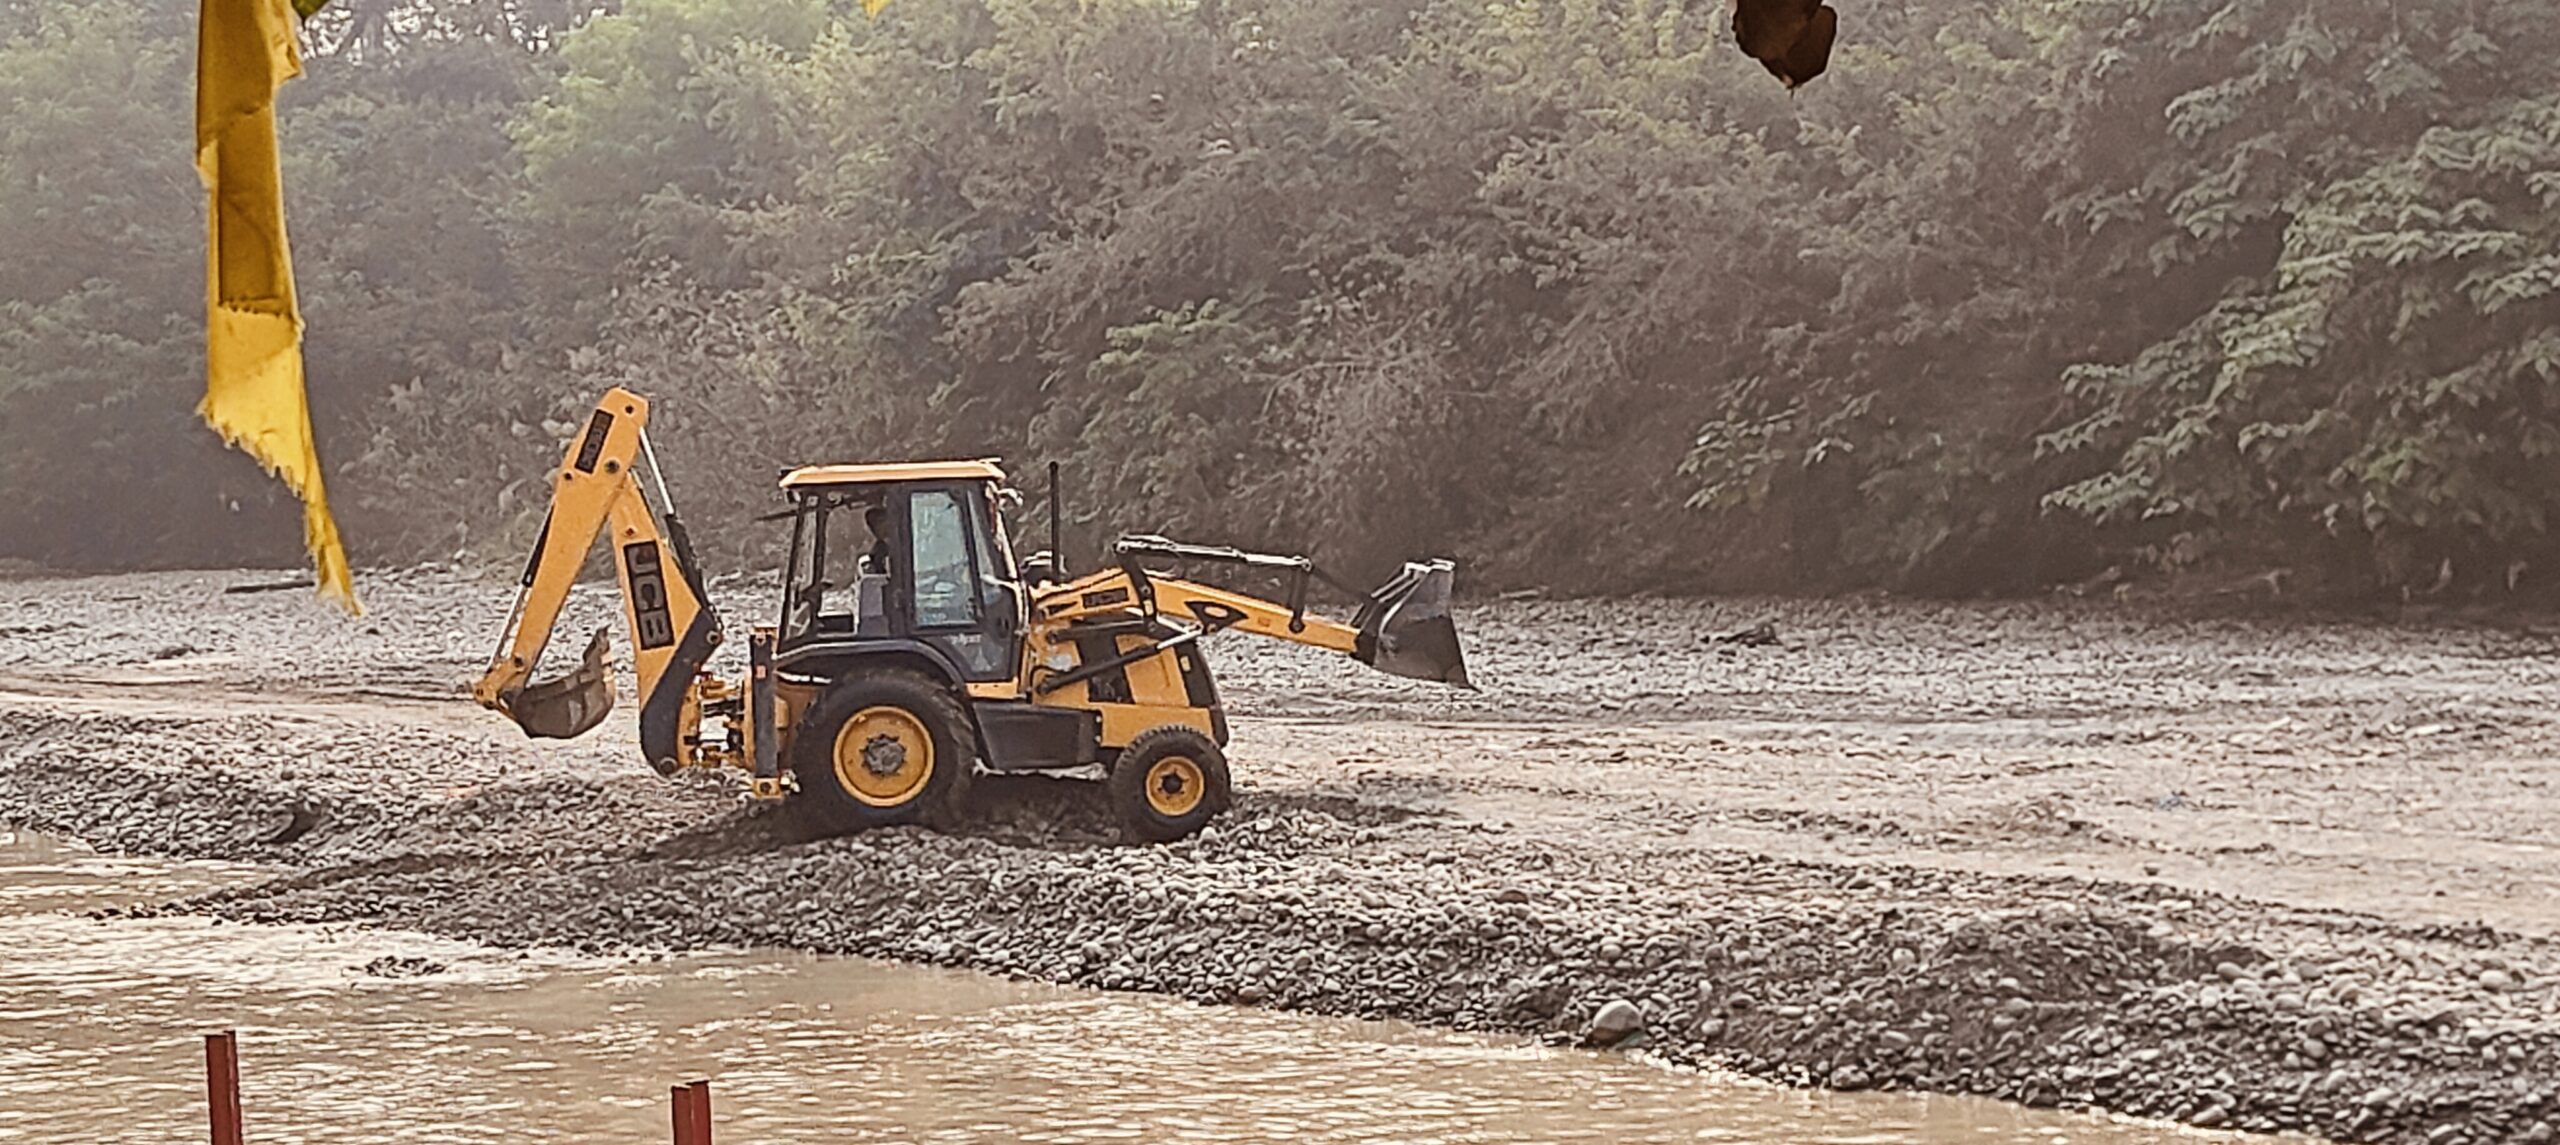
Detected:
[0,831,2292,1143]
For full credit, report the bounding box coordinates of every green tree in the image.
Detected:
[2040,0,2560,591]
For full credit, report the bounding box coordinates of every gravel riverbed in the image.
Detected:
[5,568,2559,1143]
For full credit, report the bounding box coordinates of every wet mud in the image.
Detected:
[5,569,2560,1143]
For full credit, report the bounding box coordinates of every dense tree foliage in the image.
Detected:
[4,0,2555,596]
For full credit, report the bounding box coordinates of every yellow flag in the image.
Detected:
[196,0,358,613]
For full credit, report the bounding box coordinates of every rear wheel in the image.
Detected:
[790,670,974,833]
[1107,726,1231,844]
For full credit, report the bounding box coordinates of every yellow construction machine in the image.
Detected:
[473,388,1469,842]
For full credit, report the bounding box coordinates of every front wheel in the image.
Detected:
[789,670,974,834]
[1107,725,1232,844]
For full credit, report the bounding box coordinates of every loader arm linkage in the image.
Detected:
[1030,536,1470,688]
[471,388,725,773]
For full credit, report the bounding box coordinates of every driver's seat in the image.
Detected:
[809,574,892,636]
[854,573,889,635]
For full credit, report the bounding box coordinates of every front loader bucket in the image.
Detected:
[1353,559,1471,687]
[506,627,615,739]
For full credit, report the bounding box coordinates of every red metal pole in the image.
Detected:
[669,1084,696,1145]
[686,1080,713,1145]
[205,1032,243,1145]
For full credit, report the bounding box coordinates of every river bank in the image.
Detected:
[6,569,2559,1142]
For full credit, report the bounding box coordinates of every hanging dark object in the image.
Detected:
[1733,0,1838,90]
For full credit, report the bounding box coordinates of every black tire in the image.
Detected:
[789,669,974,834]
[1107,725,1232,844]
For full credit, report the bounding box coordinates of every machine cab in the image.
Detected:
[776,461,1025,683]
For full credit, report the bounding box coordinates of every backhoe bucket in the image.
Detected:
[1354,560,1471,687]
[506,627,615,739]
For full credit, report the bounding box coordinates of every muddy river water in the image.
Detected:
[0,832,2293,1145]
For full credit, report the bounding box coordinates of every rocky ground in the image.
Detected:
[5,567,2560,1143]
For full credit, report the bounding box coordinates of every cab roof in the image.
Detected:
[778,459,1006,489]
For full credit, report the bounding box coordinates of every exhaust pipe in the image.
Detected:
[1353,560,1471,687]
[501,627,616,739]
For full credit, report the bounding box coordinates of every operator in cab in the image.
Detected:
[861,504,894,576]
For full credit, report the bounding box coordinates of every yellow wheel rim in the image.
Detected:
[834,705,934,807]
[1143,755,1207,818]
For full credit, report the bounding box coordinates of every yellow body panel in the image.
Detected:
[1015,601,1230,749]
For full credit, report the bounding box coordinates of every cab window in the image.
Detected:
[906,489,978,629]
[973,487,1022,624]
[781,490,890,642]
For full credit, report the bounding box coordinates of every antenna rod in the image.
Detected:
[1048,460,1065,575]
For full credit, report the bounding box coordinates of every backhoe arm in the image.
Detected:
[473,388,723,772]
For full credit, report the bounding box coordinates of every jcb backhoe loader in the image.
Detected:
[473,388,1469,842]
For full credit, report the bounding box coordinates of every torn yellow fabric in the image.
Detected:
[196,0,357,613]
